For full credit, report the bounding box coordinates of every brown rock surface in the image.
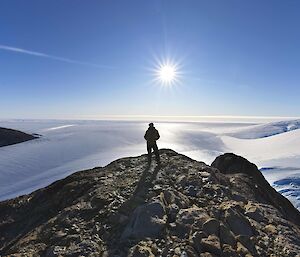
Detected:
[0,149,300,256]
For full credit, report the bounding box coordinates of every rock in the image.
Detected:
[0,127,38,147]
[265,224,277,234]
[182,245,198,257]
[199,171,210,178]
[129,245,155,257]
[174,247,181,255]
[163,190,190,209]
[180,250,188,257]
[163,190,175,204]
[45,246,66,257]
[186,185,198,197]
[190,231,206,253]
[231,192,247,203]
[122,200,167,240]
[222,244,239,257]
[201,235,221,256]
[202,218,220,236]
[225,208,253,236]
[236,235,256,255]
[244,202,265,222]
[177,175,187,187]
[1,149,300,257]
[179,206,209,225]
[168,203,180,223]
[153,185,162,192]
[175,206,209,238]
[212,153,300,227]
[236,241,251,255]
[219,223,236,247]
[200,253,216,257]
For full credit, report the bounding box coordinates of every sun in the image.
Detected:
[159,64,177,83]
[150,56,182,86]
[153,60,181,86]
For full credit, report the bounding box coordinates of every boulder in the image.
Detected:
[219,224,236,247]
[212,153,300,226]
[163,190,190,209]
[225,208,253,236]
[129,245,155,257]
[201,235,221,256]
[202,218,220,236]
[175,206,209,238]
[122,200,167,240]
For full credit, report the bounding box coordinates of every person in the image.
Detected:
[144,123,160,165]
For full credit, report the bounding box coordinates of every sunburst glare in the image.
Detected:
[151,57,182,87]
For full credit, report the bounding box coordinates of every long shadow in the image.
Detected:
[105,163,161,255]
[118,164,161,215]
[134,165,160,195]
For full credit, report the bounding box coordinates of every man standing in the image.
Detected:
[144,123,160,165]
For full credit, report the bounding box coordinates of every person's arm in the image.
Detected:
[156,130,160,140]
[144,131,148,140]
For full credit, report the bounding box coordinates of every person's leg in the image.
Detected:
[153,143,160,163]
[147,144,152,164]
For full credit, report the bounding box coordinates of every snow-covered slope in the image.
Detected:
[222,128,300,162]
[222,125,300,209]
[227,119,300,139]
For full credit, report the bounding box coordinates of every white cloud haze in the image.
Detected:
[0,44,113,69]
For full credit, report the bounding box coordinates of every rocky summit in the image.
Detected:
[0,149,300,257]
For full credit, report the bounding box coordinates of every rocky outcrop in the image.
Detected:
[0,127,38,147]
[212,153,300,226]
[0,149,300,256]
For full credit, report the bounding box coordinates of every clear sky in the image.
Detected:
[1,0,300,119]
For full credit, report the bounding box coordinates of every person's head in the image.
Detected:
[149,122,154,128]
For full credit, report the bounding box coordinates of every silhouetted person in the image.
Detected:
[144,123,160,165]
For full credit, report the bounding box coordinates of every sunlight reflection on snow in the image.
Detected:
[0,119,299,210]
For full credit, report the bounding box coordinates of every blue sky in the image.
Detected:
[1,0,300,119]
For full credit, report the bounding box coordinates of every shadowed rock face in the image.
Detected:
[0,127,37,147]
[0,149,300,256]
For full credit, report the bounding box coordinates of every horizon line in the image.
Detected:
[1,115,299,123]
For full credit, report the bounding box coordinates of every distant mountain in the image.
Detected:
[227,119,300,139]
[0,127,38,147]
[0,149,299,256]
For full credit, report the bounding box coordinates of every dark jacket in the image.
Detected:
[144,127,160,145]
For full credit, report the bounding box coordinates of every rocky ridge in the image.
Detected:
[0,127,38,147]
[0,149,300,256]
